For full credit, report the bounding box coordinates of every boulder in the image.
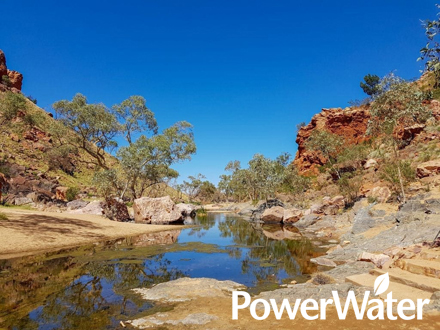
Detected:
[66,199,89,210]
[250,199,284,221]
[102,198,131,222]
[366,186,391,203]
[358,252,391,268]
[14,197,33,206]
[417,160,440,178]
[283,207,303,224]
[175,203,198,218]
[261,206,284,223]
[294,214,319,229]
[310,257,337,268]
[55,186,69,201]
[69,201,103,215]
[364,158,378,170]
[133,196,183,224]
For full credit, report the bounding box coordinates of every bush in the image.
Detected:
[337,173,362,207]
[66,187,80,201]
[1,75,10,87]
[0,92,27,123]
[0,212,8,220]
[47,145,77,175]
[380,160,415,195]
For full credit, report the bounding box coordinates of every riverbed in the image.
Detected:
[0,213,331,329]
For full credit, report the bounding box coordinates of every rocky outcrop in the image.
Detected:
[261,206,284,223]
[417,160,440,178]
[55,186,68,201]
[102,198,131,222]
[294,106,370,174]
[283,207,303,224]
[0,50,7,77]
[0,50,23,91]
[133,196,183,224]
[6,70,23,90]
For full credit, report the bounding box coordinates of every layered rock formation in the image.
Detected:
[294,106,370,174]
[0,50,23,91]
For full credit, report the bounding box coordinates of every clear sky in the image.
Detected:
[1,0,437,184]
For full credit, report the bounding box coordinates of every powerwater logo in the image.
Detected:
[232,273,430,320]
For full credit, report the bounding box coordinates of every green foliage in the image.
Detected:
[419,4,440,87]
[52,94,120,169]
[66,187,80,202]
[181,174,206,202]
[47,145,78,175]
[0,92,27,124]
[219,153,289,202]
[117,120,195,199]
[367,74,431,137]
[1,75,10,87]
[305,130,345,178]
[367,74,428,202]
[337,172,362,207]
[0,212,8,220]
[282,164,310,195]
[379,160,415,189]
[336,143,371,169]
[112,95,157,144]
[360,74,380,96]
[92,170,120,199]
[52,94,196,200]
[27,95,37,104]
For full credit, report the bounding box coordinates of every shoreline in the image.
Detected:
[0,207,184,259]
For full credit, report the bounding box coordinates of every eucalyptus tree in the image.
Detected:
[367,74,431,202]
[52,94,196,200]
[419,4,440,87]
[52,93,120,169]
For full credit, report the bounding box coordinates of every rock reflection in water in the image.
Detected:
[128,229,181,246]
[261,224,302,240]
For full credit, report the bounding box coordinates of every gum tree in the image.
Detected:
[367,74,431,202]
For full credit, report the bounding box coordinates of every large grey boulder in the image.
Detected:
[69,201,103,215]
[14,197,33,206]
[66,199,89,210]
[133,196,182,224]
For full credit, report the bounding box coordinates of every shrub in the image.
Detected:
[337,173,362,207]
[312,273,335,285]
[0,212,8,220]
[0,92,27,123]
[1,75,10,87]
[380,160,415,195]
[66,187,80,201]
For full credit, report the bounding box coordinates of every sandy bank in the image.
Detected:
[0,208,183,259]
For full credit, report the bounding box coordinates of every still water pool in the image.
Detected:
[0,213,329,329]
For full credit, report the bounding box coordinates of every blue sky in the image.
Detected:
[1,0,437,184]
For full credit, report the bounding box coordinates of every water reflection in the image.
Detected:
[0,213,328,329]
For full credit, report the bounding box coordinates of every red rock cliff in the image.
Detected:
[293,106,371,174]
[0,50,23,91]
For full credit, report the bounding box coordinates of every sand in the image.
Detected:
[0,208,183,259]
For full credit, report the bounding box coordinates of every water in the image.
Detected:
[0,213,330,329]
